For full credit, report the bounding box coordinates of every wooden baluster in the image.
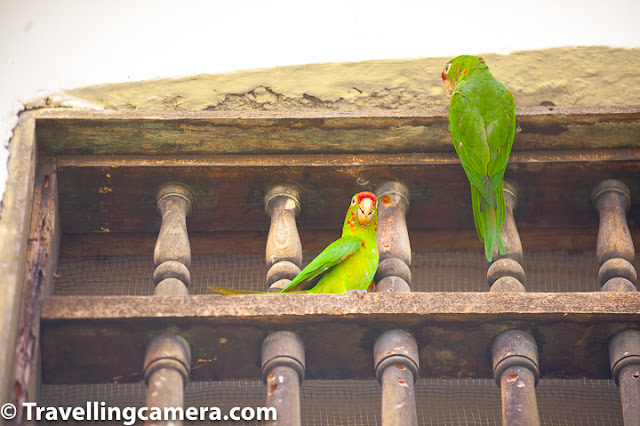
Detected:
[487,181,526,292]
[375,181,412,292]
[609,330,640,426]
[374,330,419,426]
[145,184,193,424]
[262,331,305,426]
[593,179,640,425]
[592,180,637,292]
[264,185,302,291]
[492,330,541,426]
[144,334,191,426]
[153,184,194,296]
[263,187,305,423]
[489,181,541,425]
[371,182,418,424]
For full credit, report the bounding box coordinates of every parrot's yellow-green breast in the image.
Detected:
[302,191,379,293]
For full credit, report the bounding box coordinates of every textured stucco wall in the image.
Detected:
[65,47,640,112]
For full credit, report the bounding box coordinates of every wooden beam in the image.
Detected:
[0,112,36,407]
[13,158,60,422]
[41,292,640,384]
[34,106,640,155]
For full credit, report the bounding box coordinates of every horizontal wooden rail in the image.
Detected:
[34,106,640,155]
[41,292,640,384]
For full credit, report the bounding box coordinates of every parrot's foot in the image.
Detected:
[346,289,368,299]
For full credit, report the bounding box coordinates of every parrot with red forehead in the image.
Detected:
[209,191,379,294]
[441,55,515,261]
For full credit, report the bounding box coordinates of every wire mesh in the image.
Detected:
[47,249,632,425]
[53,250,640,295]
[39,378,622,425]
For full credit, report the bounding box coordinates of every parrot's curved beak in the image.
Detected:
[357,197,374,224]
[444,79,455,95]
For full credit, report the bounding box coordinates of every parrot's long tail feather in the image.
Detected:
[208,286,310,295]
[494,180,507,257]
[481,175,498,210]
[208,286,269,295]
[472,184,507,262]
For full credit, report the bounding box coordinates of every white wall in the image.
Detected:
[1,0,639,207]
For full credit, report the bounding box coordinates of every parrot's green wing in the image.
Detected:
[482,79,516,232]
[209,236,368,294]
[449,76,515,261]
[279,236,364,293]
[483,80,516,185]
[449,87,497,209]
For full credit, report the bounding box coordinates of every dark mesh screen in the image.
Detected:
[52,250,633,295]
[44,249,633,424]
[39,378,622,425]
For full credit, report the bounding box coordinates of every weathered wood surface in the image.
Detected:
[0,113,37,409]
[153,184,193,295]
[41,292,640,384]
[53,151,639,237]
[13,159,60,425]
[264,185,302,290]
[34,106,640,155]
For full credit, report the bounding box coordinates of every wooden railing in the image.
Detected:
[4,106,640,425]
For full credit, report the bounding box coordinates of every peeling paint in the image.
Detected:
[62,47,640,113]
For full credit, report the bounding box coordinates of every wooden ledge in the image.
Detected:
[42,292,640,320]
[34,105,640,156]
[41,292,640,384]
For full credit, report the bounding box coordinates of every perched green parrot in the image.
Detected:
[441,55,516,262]
[209,191,379,294]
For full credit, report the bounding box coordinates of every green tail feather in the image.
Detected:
[481,175,498,210]
[471,183,507,262]
[208,286,309,295]
[208,286,269,295]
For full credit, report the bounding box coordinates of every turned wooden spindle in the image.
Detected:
[375,181,412,292]
[609,330,640,426]
[262,331,305,426]
[487,182,541,424]
[374,330,419,426]
[592,179,637,292]
[488,181,526,292]
[593,180,640,425]
[371,183,418,423]
[264,185,303,292]
[144,334,191,426]
[492,330,541,426]
[153,184,194,296]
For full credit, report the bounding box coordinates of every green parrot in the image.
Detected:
[209,191,379,294]
[441,55,516,262]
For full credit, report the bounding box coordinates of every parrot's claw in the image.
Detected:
[346,289,368,299]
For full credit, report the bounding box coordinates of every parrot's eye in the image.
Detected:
[444,63,451,74]
[351,196,357,206]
